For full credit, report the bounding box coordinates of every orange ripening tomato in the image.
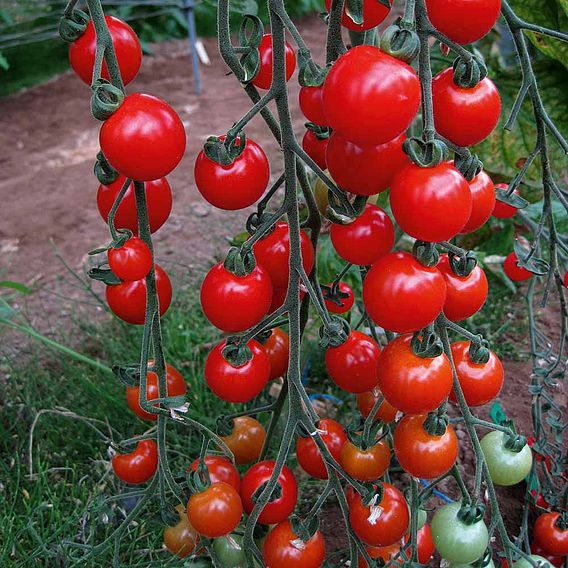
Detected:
[220,416,266,465]
[340,439,391,482]
[357,390,399,423]
[164,504,200,558]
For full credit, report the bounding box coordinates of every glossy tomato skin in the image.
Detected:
[97,175,172,235]
[529,543,564,567]
[356,390,399,423]
[221,416,266,465]
[437,254,489,321]
[240,460,298,525]
[449,341,504,407]
[432,69,501,147]
[187,482,243,538]
[325,0,391,31]
[461,170,496,233]
[213,534,246,567]
[534,512,568,556]
[377,334,453,414]
[253,222,315,288]
[188,455,241,492]
[330,204,394,266]
[100,93,186,181]
[324,282,355,314]
[325,331,381,393]
[252,34,296,90]
[200,262,273,332]
[296,418,348,479]
[264,327,290,380]
[503,252,532,282]
[108,237,152,282]
[263,520,326,568]
[390,162,472,242]
[163,504,199,558]
[204,339,270,403]
[299,86,327,125]
[363,251,447,333]
[394,414,459,479]
[326,132,408,196]
[359,543,400,567]
[425,0,501,44]
[126,362,187,420]
[480,430,533,486]
[302,130,328,171]
[349,483,409,547]
[493,184,518,218]
[106,263,172,325]
[194,136,270,210]
[112,439,158,484]
[406,524,435,564]
[323,46,421,146]
[69,16,142,85]
[340,440,390,482]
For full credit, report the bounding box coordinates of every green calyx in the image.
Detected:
[91,80,125,121]
[222,338,254,368]
[187,463,211,493]
[319,316,350,348]
[423,412,449,437]
[448,251,478,277]
[204,134,246,166]
[380,20,420,63]
[327,193,367,225]
[457,502,486,525]
[216,416,235,437]
[513,240,549,276]
[290,514,320,541]
[88,267,122,285]
[344,0,364,26]
[362,483,384,508]
[298,54,327,87]
[468,337,491,365]
[246,210,275,236]
[305,122,332,140]
[321,283,350,309]
[454,153,483,181]
[238,14,263,84]
[452,52,487,89]
[94,151,118,185]
[223,246,257,277]
[503,432,528,453]
[495,186,528,210]
[411,329,444,358]
[412,241,440,268]
[112,364,141,387]
[403,137,449,168]
[58,9,89,43]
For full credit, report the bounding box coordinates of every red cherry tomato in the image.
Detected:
[263,327,290,380]
[106,263,172,325]
[324,281,355,314]
[253,222,315,288]
[404,523,436,564]
[263,520,326,568]
[100,93,186,181]
[425,0,501,45]
[363,251,447,333]
[349,483,409,547]
[69,16,142,85]
[493,184,518,219]
[330,204,394,266]
[97,175,172,235]
[252,34,296,90]
[188,456,241,492]
[299,85,327,125]
[437,254,489,321]
[448,341,504,407]
[302,129,328,171]
[112,439,158,484]
[323,46,421,146]
[390,162,472,242]
[460,170,496,233]
[187,482,243,538]
[220,416,266,465]
[108,237,152,282]
[126,362,187,420]
[204,339,270,403]
[325,0,391,31]
[240,460,298,525]
[377,334,453,414]
[533,512,568,556]
[358,543,400,567]
[200,262,273,332]
[393,414,459,479]
[530,542,565,567]
[325,331,381,393]
[296,418,348,479]
[194,136,270,210]
[340,439,391,482]
[326,132,408,196]
[356,390,399,423]
[432,68,501,147]
[503,252,532,281]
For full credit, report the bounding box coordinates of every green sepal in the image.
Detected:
[513,240,549,275]
[448,251,478,277]
[412,241,439,267]
[298,56,327,87]
[94,151,119,185]
[222,337,254,367]
[454,153,483,181]
[468,337,491,364]
[494,186,528,209]
[410,329,444,358]
[380,21,420,63]
[223,246,257,276]
[88,267,122,285]
[344,0,364,26]
[305,122,332,140]
[90,79,125,121]
[203,134,246,166]
[88,230,131,257]
[423,412,449,437]
[503,431,528,453]
[403,137,449,168]
[452,51,487,88]
[58,9,89,43]
[112,364,141,387]
[457,502,486,525]
[290,514,320,541]
[238,14,263,84]
[319,316,350,348]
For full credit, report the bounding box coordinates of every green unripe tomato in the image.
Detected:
[431,502,489,564]
[480,430,533,486]
[513,555,554,568]
[450,561,495,568]
[212,534,245,567]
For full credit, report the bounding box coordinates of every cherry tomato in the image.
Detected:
[493,184,518,219]
[252,34,296,90]
[204,339,270,403]
[349,483,409,547]
[302,129,328,170]
[164,504,199,558]
[187,482,242,538]
[449,341,504,407]
[340,440,390,482]
[325,331,381,393]
[194,136,270,210]
[100,93,186,181]
[253,221,315,288]
[299,85,327,125]
[530,543,565,567]
[220,416,266,465]
[126,362,187,420]
[425,0,501,45]
[404,524,435,564]
[503,252,532,282]
[356,390,399,423]
[390,162,472,242]
[108,237,152,282]
[326,132,408,196]
[240,460,298,524]
[188,455,241,492]
[69,16,142,85]
[112,439,158,484]
[325,0,391,31]
[432,68,501,147]
[200,262,273,332]
[296,418,347,479]
[461,170,496,233]
[213,534,246,567]
[263,520,326,568]
[534,512,568,556]
[437,254,489,321]
[480,430,533,486]
[97,175,172,235]
[330,204,394,266]
[324,281,355,314]
[106,263,172,325]
[394,414,458,479]
[363,251,447,333]
[263,327,290,380]
[513,555,555,568]
[323,46,420,146]
[358,543,400,567]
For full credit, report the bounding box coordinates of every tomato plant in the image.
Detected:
[480,431,533,487]
[323,281,354,314]
[340,439,391,482]
[503,252,533,281]
[356,390,399,423]
[533,512,568,556]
